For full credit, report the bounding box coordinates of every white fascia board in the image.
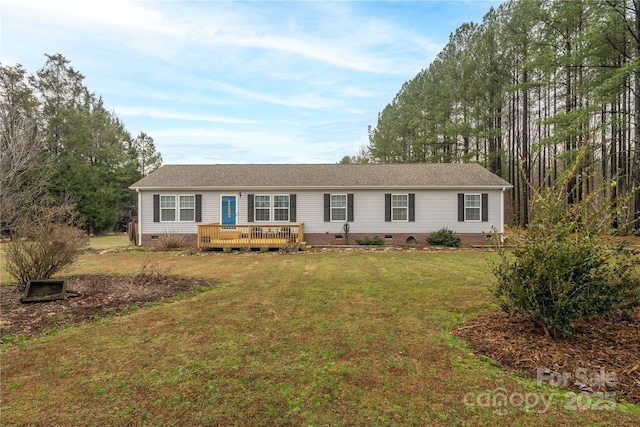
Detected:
[130,184,513,192]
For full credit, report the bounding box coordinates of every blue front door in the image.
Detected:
[221,196,237,225]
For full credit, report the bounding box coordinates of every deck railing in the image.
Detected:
[197,223,305,249]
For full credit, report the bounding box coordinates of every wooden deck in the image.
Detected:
[197,223,309,251]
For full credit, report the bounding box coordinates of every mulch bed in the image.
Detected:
[452,309,640,406]
[0,274,216,340]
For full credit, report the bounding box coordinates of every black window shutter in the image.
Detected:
[153,194,160,222]
[248,194,254,223]
[458,193,465,222]
[409,193,415,222]
[324,194,330,222]
[385,193,391,222]
[482,193,489,222]
[290,194,296,223]
[347,193,354,222]
[195,194,202,222]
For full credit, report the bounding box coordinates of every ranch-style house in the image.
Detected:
[129,163,512,250]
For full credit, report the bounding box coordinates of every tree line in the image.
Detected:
[1,54,162,235]
[354,0,640,231]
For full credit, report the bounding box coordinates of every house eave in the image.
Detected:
[129,184,513,192]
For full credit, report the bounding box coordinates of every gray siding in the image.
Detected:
[297,189,502,234]
[138,188,504,239]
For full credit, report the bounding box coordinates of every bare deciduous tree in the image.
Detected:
[0,64,53,233]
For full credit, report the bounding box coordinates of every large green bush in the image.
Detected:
[494,235,639,337]
[354,235,385,245]
[493,153,640,338]
[426,228,461,247]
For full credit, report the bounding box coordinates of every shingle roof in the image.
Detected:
[130,163,512,190]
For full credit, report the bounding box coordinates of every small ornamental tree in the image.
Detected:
[3,201,88,289]
[493,148,640,338]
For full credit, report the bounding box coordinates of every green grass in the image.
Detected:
[88,233,132,250]
[1,249,638,426]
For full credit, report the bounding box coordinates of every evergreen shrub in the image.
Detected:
[426,228,461,247]
[355,235,385,245]
[493,149,640,338]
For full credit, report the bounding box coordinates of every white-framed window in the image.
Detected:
[160,195,176,222]
[465,194,481,221]
[392,194,408,222]
[331,194,347,222]
[179,195,195,222]
[254,195,271,222]
[159,194,196,222]
[273,195,290,222]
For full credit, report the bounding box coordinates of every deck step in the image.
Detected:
[299,242,311,251]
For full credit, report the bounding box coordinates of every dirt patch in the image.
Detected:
[452,309,640,406]
[0,274,216,340]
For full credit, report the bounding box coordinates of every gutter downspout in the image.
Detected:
[137,189,142,246]
[500,187,506,243]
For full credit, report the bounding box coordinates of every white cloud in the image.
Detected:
[213,82,338,110]
[210,32,398,74]
[152,128,289,143]
[342,87,377,98]
[2,0,498,164]
[116,107,261,125]
[4,0,186,36]
[5,0,432,75]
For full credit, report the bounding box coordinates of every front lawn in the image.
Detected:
[1,249,638,426]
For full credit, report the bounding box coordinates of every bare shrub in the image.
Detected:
[3,203,88,288]
[279,243,300,253]
[158,232,186,250]
[183,246,200,256]
[128,257,175,285]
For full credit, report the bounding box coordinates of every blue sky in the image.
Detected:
[1,0,501,164]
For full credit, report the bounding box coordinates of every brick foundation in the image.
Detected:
[141,233,198,248]
[140,232,495,248]
[304,232,494,247]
